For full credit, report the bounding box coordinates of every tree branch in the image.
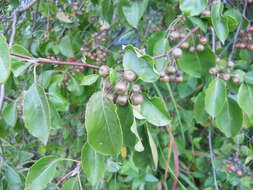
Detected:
[209,127,220,190]
[229,0,248,61]
[9,0,38,46]
[153,26,199,60]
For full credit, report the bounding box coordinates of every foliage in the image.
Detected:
[0,0,253,190]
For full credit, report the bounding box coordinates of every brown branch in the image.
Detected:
[153,26,199,60]
[9,26,199,74]
[229,0,248,60]
[11,52,100,70]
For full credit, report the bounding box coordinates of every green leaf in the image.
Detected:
[2,102,17,127]
[244,72,253,85]
[122,0,149,28]
[216,98,243,137]
[205,78,227,117]
[224,9,241,32]
[211,2,229,44]
[85,91,123,155]
[147,127,158,169]
[238,83,253,116]
[109,69,117,85]
[81,143,106,185]
[188,17,208,32]
[11,44,32,77]
[48,75,69,111]
[80,74,99,86]
[0,34,11,83]
[123,46,159,83]
[67,75,84,96]
[179,0,208,16]
[117,105,136,148]
[130,118,144,152]
[25,156,61,190]
[23,83,51,145]
[5,166,22,190]
[101,0,114,23]
[194,92,209,125]
[147,32,170,71]
[141,96,170,126]
[178,46,215,78]
[59,35,74,57]
[61,177,79,190]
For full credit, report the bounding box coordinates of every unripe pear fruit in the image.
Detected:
[172,48,183,58]
[115,81,128,95]
[131,94,144,105]
[117,95,128,106]
[99,65,110,77]
[132,84,141,93]
[123,70,137,82]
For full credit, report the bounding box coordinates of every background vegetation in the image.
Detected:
[0,0,253,189]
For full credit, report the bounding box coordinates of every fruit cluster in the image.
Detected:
[235,26,253,51]
[81,27,108,62]
[159,65,183,83]
[182,35,207,53]
[209,60,241,85]
[225,156,253,177]
[99,65,144,106]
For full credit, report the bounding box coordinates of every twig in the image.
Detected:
[211,27,216,52]
[0,85,4,112]
[229,0,248,61]
[153,26,199,60]
[10,52,125,72]
[9,0,38,46]
[172,140,179,190]
[166,83,185,142]
[208,127,219,190]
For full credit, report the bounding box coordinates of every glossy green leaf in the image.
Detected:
[2,102,17,127]
[23,83,51,145]
[85,91,123,155]
[188,17,207,32]
[224,9,241,32]
[25,156,61,190]
[194,92,209,125]
[211,2,229,44]
[61,177,79,190]
[147,32,170,71]
[81,143,106,185]
[130,118,144,152]
[147,127,158,169]
[117,105,136,148]
[141,96,170,126]
[80,74,99,86]
[101,0,113,23]
[238,83,253,116]
[179,0,208,16]
[5,166,22,190]
[0,34,11,83]
[59,35,74,57]
[122,0,149,28]
[123,46,159,83]
[67,75,84,96]
[11,44,32,77]
[178,46,215,78]
[205,78,227,117]
[244,72,253,85]
[48,75,69,111]
[216,98,243,137]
